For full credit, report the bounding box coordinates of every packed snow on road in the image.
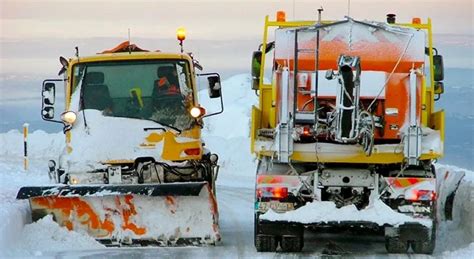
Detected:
[1,74,472,258]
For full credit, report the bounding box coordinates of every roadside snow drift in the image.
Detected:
[11,215,105,256]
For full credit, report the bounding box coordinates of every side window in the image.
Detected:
[71,65,84,94]
[177,62,191,97]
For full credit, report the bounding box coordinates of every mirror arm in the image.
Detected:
[196,73,224,118]
[203,92,224,118]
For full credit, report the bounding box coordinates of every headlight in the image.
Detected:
[60,111,77,124]
[190,106,205,118]
[69,176,79,185]
[210,154,218,163]
[48,160,56,171]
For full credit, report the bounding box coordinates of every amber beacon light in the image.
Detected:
[276,11,286,22]
[177,27,186,53]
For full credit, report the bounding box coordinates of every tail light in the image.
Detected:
[295,125,313,138]
[184,148,201,156]
[257,186,288,199]
[302,126,312,136]
[405,189,436,201]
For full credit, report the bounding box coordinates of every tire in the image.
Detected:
[281,235,304,252]
[411,239,435,254]
[385,237,408,254]
[255,234,277,252]
[411,225,436,254]
[254,214,258,247]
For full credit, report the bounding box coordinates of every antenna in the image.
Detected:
[128,28,131,54]
[293,0,295,20]
[314,6,324,132]
[75,46,80,62]
[347,0,351,17]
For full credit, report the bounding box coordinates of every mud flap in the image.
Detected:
[17,182,220,246]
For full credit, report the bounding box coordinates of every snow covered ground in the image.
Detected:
[0,74,473,257]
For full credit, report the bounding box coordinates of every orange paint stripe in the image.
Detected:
[33,196,115,237]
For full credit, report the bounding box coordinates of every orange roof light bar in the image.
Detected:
[276,11,286,22]
[412,17,421,24]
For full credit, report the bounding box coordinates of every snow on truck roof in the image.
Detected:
[68,41,193,65]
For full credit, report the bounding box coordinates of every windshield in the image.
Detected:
[72,60,195,130]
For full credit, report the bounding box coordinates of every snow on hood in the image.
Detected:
[63,110,196,173]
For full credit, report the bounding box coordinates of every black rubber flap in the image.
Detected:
[16,182,207,199]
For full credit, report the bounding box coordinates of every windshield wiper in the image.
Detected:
[79,66,88,128]
[144,119,182,135]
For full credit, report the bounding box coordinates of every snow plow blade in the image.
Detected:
[17,182,220,246]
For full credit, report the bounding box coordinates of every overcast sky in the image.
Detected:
[1,0,473,76]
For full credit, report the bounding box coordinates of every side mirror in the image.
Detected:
[208,75,221,99]
[325,69,335,80]
[58,56,69,76]
[434,81,444,95]
[433,55,444,82]
[251,51,262,90]
[197,72,224,118]
[42,107,55,120]
[41,79,64,124]
[43,82,56,105]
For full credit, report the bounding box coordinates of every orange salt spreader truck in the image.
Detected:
[251,12,445,254]
[16,29,224,246]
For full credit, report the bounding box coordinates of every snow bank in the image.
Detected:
[4,215,105,257]
[441,242,474,258]
[438,165,474,249]
[201,74,259,188]
[0,158,51,255]
[0,129,64,159]
[436,164,474,247]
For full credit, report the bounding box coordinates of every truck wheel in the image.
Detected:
[281,235,303,252]
[255,234,277,252]
[411,239,435,254]
[411,227,436,254]
[385,237,408,253]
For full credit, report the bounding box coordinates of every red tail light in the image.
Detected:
[184,148,201,156]
[257,186,288,199]
[406,189,436,201]
[303,127,311,136]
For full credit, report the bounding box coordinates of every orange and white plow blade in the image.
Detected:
[28,185,220,246]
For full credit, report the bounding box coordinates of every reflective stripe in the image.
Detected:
[158,77,167,87]
[388,178,423,188]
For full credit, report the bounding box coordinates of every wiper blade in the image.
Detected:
[79,66,88,128]
[144,120,182,135]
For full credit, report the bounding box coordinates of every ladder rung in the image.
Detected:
[295,112,316,123]
[298,90,317,94]
[297,49,315,53]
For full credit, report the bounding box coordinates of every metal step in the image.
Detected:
[295,112,316,124]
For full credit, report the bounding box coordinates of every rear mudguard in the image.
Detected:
[17,182,220,246]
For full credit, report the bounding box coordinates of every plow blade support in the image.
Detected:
[17,182,220,246]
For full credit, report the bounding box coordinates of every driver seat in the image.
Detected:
[82,72,113,111]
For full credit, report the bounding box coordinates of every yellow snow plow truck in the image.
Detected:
[251,12,445,254]
[17,32,224,246]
